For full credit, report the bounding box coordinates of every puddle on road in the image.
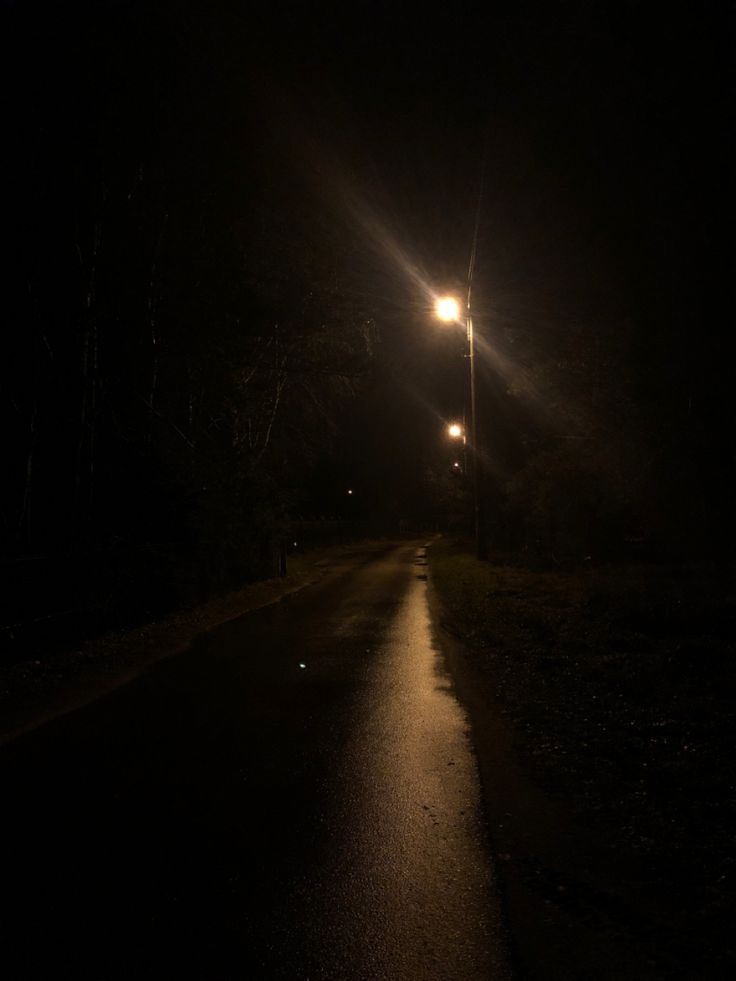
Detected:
[413,547,428,569]
[414,547,428,579]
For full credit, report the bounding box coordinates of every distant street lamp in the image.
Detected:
[447,422,464,440]
[434,293,486,560]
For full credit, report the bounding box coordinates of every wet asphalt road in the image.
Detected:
[1,541,508,979]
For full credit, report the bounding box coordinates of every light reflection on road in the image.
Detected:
[307,545,509,980]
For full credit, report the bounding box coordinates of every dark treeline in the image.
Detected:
[3,2,378,647]
[439,4,733,573]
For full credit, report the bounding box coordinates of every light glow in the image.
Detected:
[435,296,461,322]
[448,423,463,439]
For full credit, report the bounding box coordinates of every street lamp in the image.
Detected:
[447,422,464,440]
[434,293,485,560]
[435,296,461,322]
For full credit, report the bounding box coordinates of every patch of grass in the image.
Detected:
[430,536,736,974]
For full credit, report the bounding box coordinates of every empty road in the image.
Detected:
[1,541,509,979]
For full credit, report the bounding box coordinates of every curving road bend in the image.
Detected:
[1,541,509,979]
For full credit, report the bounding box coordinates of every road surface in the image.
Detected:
[1,541,509,979]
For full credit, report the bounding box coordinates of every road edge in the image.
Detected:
[426,556,652,980]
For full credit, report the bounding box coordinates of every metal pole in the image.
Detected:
[467,307,486,560]
[466,142,487,561]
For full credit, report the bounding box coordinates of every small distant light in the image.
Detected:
[448,423,463,439]
[293,541,298,547]
[299,663,306,669]
[347,489,353,495]
[452,461,461,469]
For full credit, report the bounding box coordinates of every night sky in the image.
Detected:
[3,1,732,603]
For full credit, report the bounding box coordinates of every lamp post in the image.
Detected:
[435,294,486,560]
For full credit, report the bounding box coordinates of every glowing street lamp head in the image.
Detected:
[435,296,461,322]
[448,423,463,439]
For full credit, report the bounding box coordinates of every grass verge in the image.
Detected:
[430,536,735,979]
